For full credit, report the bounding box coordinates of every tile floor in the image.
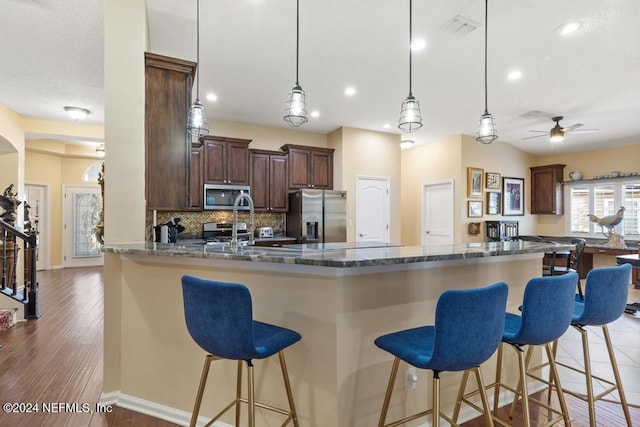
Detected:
[555,284,640,407]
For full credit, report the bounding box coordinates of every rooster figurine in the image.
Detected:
[588,206,625,235]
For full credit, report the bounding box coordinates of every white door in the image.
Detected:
[423,181,454,246]
[356,177,390,243]
[24,184,48,270]
[62,185,103,267]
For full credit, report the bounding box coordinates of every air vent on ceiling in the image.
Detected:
[441,15,481,36]
[519,110,549,119]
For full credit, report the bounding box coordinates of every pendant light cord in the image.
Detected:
[196,0,201,101]
[408,0,413,96]
[483,0,488,113]
[295,0,300,86]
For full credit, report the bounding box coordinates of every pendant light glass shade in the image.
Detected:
[398,0,422,133]
[284,0,309,127]
[476,0,497,144]
[398,95,423,133]
[187,100,209,137]
[284,84,309,127]
[187,0,209,137]
[477,111,497,144]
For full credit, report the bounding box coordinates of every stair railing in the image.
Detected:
[0,219,39,319]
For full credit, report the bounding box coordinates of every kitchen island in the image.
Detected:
[101,240,573,427]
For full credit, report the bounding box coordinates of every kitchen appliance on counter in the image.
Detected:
[203,184,251,210]
[255,227,274,238]
[203,222,251,246]
[286,189,347,243]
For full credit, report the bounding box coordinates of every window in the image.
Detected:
[565,178,640,237]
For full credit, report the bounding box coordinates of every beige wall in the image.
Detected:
[25,150,101,267]
[330,127,402,243]
[400,135,463,245]
[209,119,328,152]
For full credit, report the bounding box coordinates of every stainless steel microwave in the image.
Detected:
[203,184,251,210]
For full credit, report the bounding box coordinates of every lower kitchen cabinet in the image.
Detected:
[249,149,289,212]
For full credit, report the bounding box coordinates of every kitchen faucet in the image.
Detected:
[231,192,255,246]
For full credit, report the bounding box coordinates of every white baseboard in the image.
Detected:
[100,383,547,427]
[99,391,232,427]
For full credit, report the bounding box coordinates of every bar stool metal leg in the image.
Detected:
[451,369,470,422]
[190,355,215,427]
[579,327,597,427]
[378,357,400,427]
[247,361,255,427]
[278,351,300,427]
[432,372,441,427]
[493,343,504,414]
[235,360,243,426]
[473,366,495,427]
[602,325,632,426]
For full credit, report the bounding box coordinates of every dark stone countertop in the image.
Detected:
[102,240,574,269]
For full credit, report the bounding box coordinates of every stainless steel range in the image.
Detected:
[203,222,251,246]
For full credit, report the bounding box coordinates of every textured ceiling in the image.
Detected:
[2,0,640,156]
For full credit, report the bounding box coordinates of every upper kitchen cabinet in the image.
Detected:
[249,149,289,212]
[281,144,334,189]
[202,136,251,185]
[530,164,566,215]
[145,53,195,210]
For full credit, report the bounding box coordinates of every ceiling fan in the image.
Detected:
[523,116,598,142]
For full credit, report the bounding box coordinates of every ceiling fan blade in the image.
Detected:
[569,128,599,133]
[562,123,583,132]
[522,134,549,140]
[527,130,549,133]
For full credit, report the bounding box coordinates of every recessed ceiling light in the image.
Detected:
[383,123,391,129]
[344,86,356,96]
[206,93,218,102]
[310,110,320,118]
[411,39,426,51]
[507,70,522,80]
[554,21,582,36]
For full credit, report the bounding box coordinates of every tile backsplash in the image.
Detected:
[148,210,285,240]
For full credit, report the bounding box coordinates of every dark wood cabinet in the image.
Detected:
[530,164,566,215]
[188,142,204,209]
[145,53,195,210]
[202,136,251,185]
[281,144,334,189]
[250,149,289,212]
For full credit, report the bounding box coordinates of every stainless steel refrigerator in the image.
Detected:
[286,189,347,243]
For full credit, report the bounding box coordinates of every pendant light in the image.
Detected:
[476,0,497,144]
[398,0,422,133]
[187,0,209,137]
[284,0,309,127]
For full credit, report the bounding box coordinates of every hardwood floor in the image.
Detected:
[0,267,638,426]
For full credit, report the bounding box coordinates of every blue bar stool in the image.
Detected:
[375,282,508,427]
[551,264,633,427]
[181,275,302,427]
[455,273,578,427]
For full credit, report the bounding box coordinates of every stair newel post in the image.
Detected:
[26,231,39,319]
[1,229,6,290]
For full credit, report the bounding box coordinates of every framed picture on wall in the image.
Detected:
[502,177,524,216]
[486,191,501,215]
[467,167,484,197]
[468,200,483,218]
[485,172,501,189]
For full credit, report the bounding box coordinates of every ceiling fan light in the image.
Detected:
[476,111,498,144]
[550,128,565,142]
